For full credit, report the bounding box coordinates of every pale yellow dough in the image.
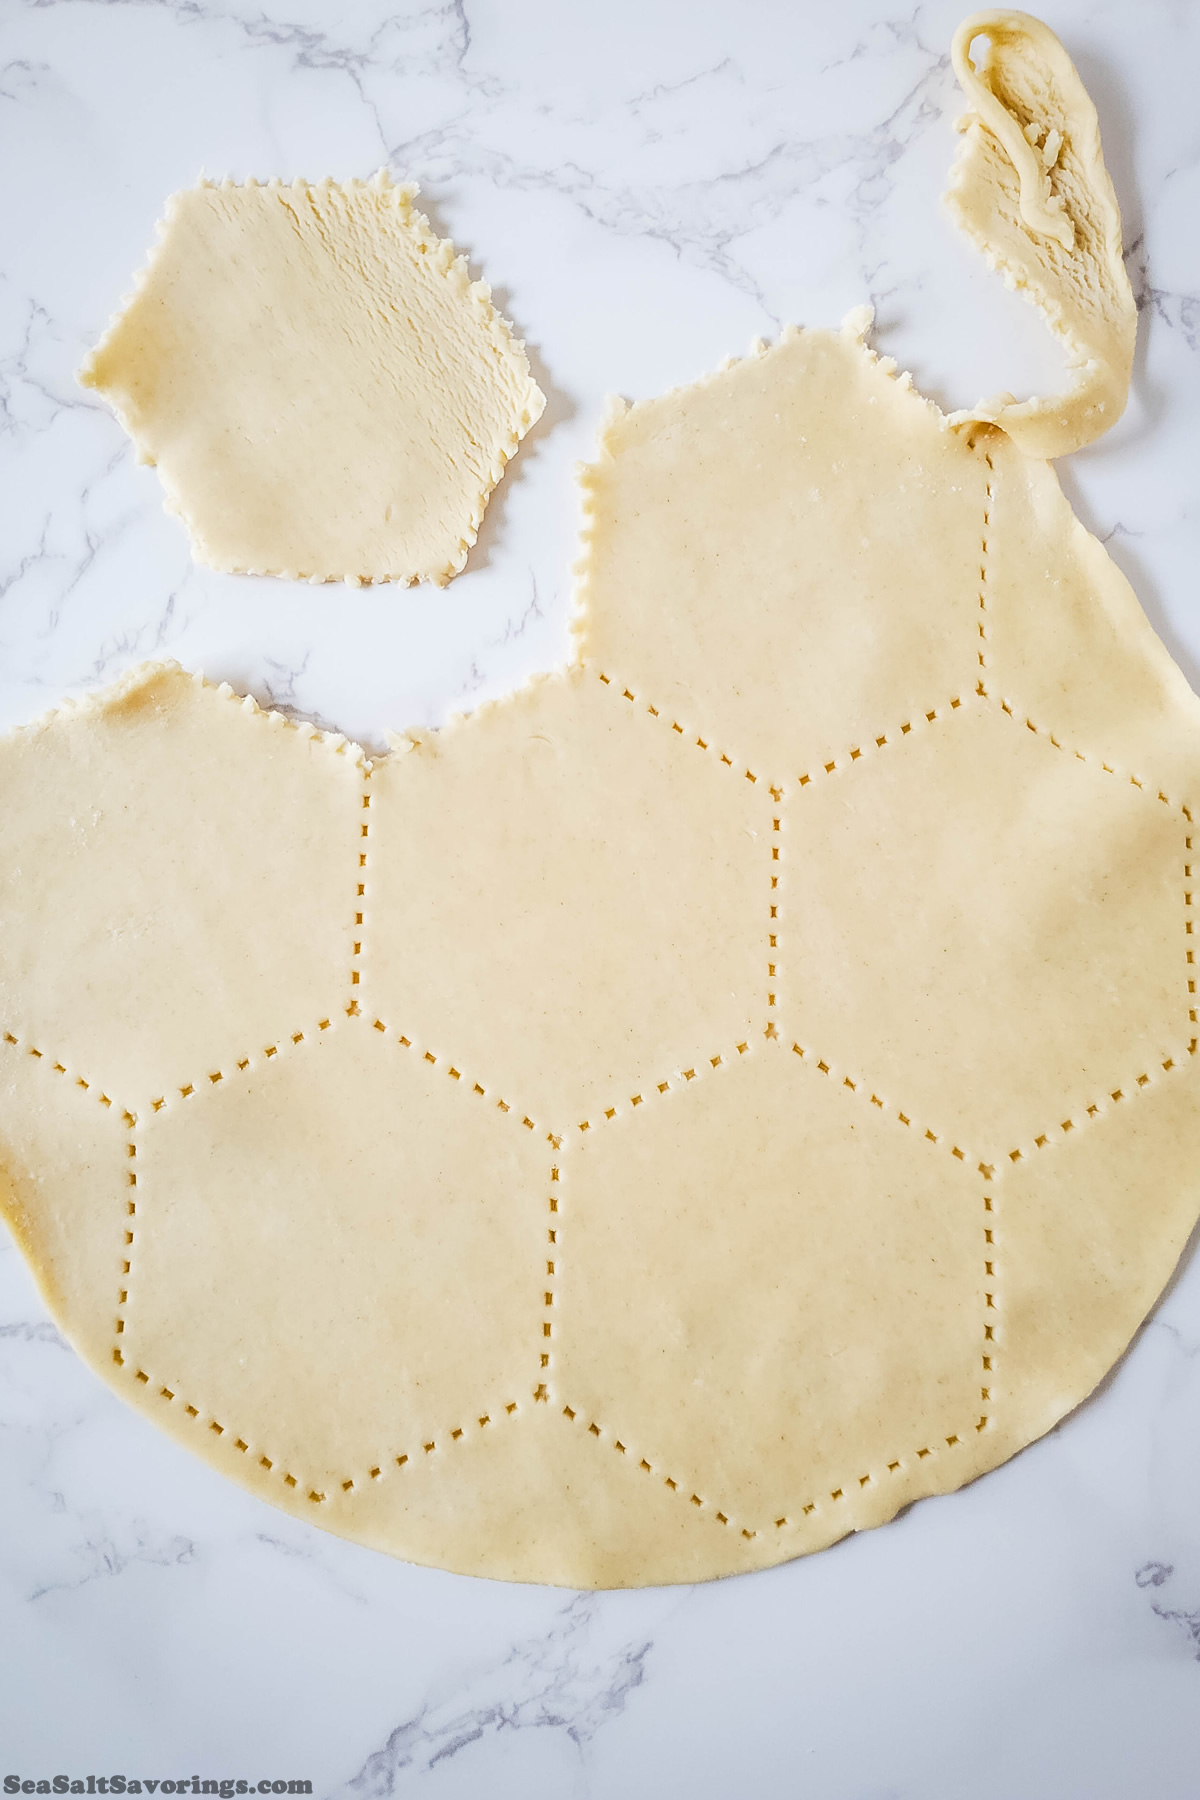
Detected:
[3,16,1198,1588]
[78,174,545,584]
[944,10,1137,457]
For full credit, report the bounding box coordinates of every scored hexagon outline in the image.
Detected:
[780,690,1193,1166]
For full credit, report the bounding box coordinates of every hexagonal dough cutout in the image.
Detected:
[3,14,1199,1588]
[784,696,1189,1161]
[126,1022,549,1485]
[79,175,545,584]
[365,667,765,1128]
[558,1045,984,1541]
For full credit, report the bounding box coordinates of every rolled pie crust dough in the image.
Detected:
[78,173,545,585]
[2,14,1194,1587]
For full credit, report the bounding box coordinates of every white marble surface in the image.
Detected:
[2,1,1199,1793]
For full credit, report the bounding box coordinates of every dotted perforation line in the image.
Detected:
[366,1016,556,1145]
[981,1186,996,1435]
[795,695,969,789]
[534,1157,560,1404]
[348,764,371,1013]
[0,1029,129,1119]
[768,790,783,1037]
[571,1039,752,1137]
[594,669,765,788]
[1185,831,1196,1032]
[1000,1048,1196,1170]
[559,1401,747,1530]
[766,1430,977,1535]
[561,1401,975,1542]
[788,1040,981,1172]
[0,1033,140,1359]
[984,688,1197,1064]
[977,450,994,671]
[116,1361,525,1506]
[985,686,1195,823]
[347,1398,525,1497]
[770,1432,978,1533]
[145,1018,335,1115]
[110,1106,140,1361]
[791,1036,1198,1182]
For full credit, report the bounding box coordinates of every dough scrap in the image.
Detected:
[944,10,1137,457]
[78,174,545,584]
[3,18,1198,1588]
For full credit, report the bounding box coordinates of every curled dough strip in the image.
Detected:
[945,9,1137,458]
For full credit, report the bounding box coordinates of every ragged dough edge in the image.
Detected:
[77,172,546,588]
[942,11,1137,458]
[569,310,947,658]
[16,652,567,777]
[5,658,371,771]
[383,664,568,758]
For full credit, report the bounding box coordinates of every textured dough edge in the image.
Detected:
[77,173,546,587]
[2,658,371,770]
[942,9,1137,457]
[568,310,948,655]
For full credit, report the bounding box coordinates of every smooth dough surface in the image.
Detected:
[78,175,545,584]
[2,16,1198,1588]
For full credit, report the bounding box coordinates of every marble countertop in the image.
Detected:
[2,1,1199,1794]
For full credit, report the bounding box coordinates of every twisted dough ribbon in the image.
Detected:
[945,9,1137,458]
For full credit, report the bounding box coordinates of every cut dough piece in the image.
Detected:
[78,175,545,584]
[945,10,1137,457]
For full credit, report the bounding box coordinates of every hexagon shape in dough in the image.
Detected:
[784,697,1189,1161]
[577,318,989,781]
[0,663,363,1114]
[78,176,545,584]
[124,1018,549,1490]
[556,1040,983,1540]
[364,667,767,1131]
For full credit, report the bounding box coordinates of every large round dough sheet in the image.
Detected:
[2,11,1197,1587]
